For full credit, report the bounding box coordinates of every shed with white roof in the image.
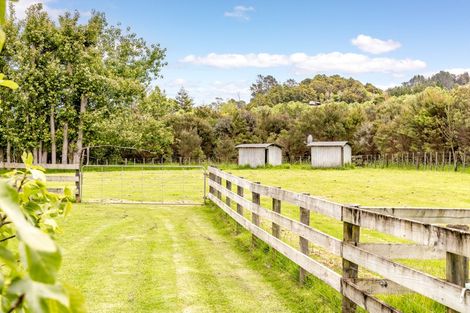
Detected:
[236,143,282,167]
[308,141,351,168]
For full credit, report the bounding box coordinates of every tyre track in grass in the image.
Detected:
[59,205,179,312]
[166,207,290,313]
[165,217,234,313]
[59,204,292,312]
[59,210,135,312]
[136,217,182,313]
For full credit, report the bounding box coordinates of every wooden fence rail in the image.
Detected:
[207,166,470,313]
[1,163,82,202]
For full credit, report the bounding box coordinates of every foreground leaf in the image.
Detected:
[0,182,57,253]
[8,278,70,313]
[21,243,61,284]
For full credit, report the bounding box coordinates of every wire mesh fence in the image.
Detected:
[353,151,468,171]
[81,165,206,205]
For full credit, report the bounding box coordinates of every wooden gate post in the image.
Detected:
[272,187,282,239]
[446,225,469,313]
[75,168,81,203]
[299,192,310,284]
[251,182,261,246]
[342,218,360,313]
[236,179,244,234]
[225,177,232,207]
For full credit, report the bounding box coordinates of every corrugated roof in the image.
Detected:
[307,141,349,147]
[236,143,281,149]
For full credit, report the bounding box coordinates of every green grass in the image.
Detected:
[57,203,339,312]
[225,166,470,207]
[222,167,470,312]
[48,166,206,204]
[54,167,470,312]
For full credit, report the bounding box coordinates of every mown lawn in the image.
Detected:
[55,167,470,312]
[57,204,340,313]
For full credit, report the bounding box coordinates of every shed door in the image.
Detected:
[265,149,268,164]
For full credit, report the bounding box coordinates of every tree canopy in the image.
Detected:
[1,5,470,165]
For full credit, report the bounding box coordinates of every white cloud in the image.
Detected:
[375,83,400,90]
[446,68,470,75]
[162,79,250,104]
[181,53,289,69]
[173,78,186,85]
[224,5,255,21]
[351,34,401,54]
[11,0,90,21]
[181,52,426,74]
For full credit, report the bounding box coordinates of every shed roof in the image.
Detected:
[236,143,281,149]
[307,141,349,147]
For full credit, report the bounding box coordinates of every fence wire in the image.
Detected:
[81,165,206,205]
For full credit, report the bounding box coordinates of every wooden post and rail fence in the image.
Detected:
[1,162,82,202]
[207,166,470,313]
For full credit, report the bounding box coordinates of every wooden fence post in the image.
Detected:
[75,168,81,203]
[209,172,215,195]
[216,175,222,200]
[446,225,469,313]
[299,193,310,284]
[226,177,232,207]
[252,182,261,246]
[272,187,282,239]
[236,180,244,234]
[342,212,360,313]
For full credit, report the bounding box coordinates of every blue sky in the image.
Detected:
[14,0,470,104]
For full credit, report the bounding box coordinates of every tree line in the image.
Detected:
[0,4,165,164]
[1,5,470,165]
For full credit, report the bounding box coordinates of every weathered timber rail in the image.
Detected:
[207,166,470,313]
[1,162,82,202]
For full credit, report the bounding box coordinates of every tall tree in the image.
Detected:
[250,74,278,97]
[0,5,167,164]
[175,87,193,111]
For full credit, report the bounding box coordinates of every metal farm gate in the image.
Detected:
[81,165,206,205]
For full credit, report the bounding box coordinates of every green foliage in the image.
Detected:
[0,152,82,312]
[1,0,470,165]
[214,137,236,162]
[388,71,470,96]
[249,74,382,108]
[175,87,193,112]
[176,128,204,159]
[0,4,167,163]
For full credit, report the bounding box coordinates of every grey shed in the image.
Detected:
[307,141,351,168]
[236,143,282,167]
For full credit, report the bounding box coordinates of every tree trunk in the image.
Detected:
[73,94,87,164]
[62,123,68,165]
[50,105,56,164]
[39,142,43,163]
[42,147,48,164]
[33,147,38,164]
[453,148,458,172]
[6,141,10,163]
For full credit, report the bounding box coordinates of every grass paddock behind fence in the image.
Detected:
[50,165,470,312]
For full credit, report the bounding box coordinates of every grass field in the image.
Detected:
[57,204,341,313]
[54,167,470,312]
